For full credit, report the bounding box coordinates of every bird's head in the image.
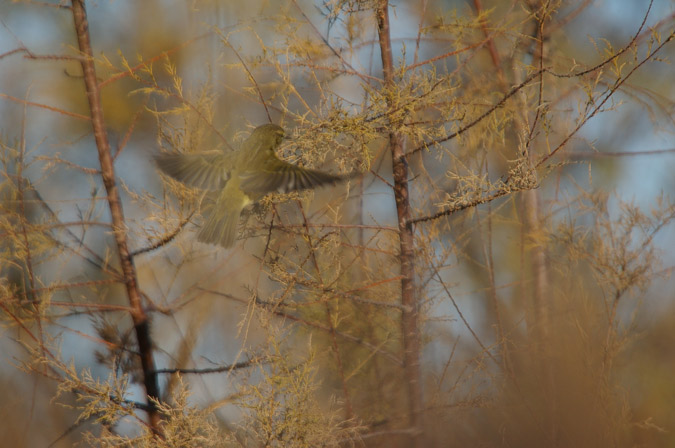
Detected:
[251,124,285,149]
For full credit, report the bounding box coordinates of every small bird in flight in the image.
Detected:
[156,124,345,247]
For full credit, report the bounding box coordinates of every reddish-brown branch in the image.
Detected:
[472,0,503,75]
[70,0,161,435]
[0,93,91,121]
[405,37,492,72]
[376,1,424,445]
[113,98,148,161]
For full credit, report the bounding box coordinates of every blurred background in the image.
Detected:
[0,0,673,446]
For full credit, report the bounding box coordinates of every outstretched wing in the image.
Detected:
[155,152,231,190]
[239,158,344,195]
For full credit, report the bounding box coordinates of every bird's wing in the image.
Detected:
[155,152,231,190]
[239,158,343,195]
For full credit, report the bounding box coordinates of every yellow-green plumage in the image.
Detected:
[156,124,343,247]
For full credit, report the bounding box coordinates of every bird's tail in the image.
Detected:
[197,190,246,248]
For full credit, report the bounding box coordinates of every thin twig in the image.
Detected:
[153,358,263,375]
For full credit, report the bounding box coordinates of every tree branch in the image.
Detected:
[70,0,161,436]
[376,1,424,445]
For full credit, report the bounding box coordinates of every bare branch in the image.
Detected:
[70,0,161,435]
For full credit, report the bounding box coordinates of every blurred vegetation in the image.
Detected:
[0,0,674,446]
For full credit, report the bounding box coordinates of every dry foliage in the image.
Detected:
[0,0,674,447]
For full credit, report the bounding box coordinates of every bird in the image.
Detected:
[155,124,345,248]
